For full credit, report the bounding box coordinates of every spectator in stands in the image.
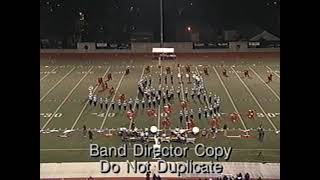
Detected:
[153,173,157,180]
[88,130,93,143]
[83,125,87,137]
[87,176,93,180]
[157,174,161,180]
[131,121,136,130]
[236,173,243,179]
[223,124,228,136]
[244,172,250,180]
[258,177,262,180]
[258,128,265,142]
[145,171,150,180]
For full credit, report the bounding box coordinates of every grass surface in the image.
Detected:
[40,58,280,163]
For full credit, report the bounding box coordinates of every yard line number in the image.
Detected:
[40,113,62,118]
[267,70,280,74]
[92,112,115,118]
[161,112,279,118]
[40,71,57,74]
[80,71,94,74]
[257,112,280,118]
[41,112,279,119]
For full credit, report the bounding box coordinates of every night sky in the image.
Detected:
[40,0,280,42]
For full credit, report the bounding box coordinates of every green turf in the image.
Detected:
[40,58,280,163]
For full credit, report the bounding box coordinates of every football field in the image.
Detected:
[40,57,280,163]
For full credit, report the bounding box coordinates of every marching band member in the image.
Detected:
[248,109,256,119]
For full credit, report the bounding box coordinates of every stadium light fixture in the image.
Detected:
[160,0,164,47]
[187,26,192,32]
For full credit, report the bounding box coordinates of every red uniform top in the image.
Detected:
[188,119,195,129]
[126,110,135,120]
[186,121,192,129]
[230,112,239,122]
[163,104,172,114]
[147,108,156,117]
[211,118,217,128]
[161,117,171,128]
[191,119,195,127]
[210,117,219,128]
[181,101,187,108]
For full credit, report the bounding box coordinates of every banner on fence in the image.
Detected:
[193,42,229,49]
[248,41,280,48]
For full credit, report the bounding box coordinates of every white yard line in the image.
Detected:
[128,66,145,130]
[266,66,280,78]
[249,67,280,101]
[40,67,76,102]
[40,148,88,151]
[231,67,278,131]
[70,66,111,130]
[99,71,126,129]
[177,66,187,129]
[41,67,94,130]
[195,66,211,107]
[212,66,248,130]
[40,66,58,81]
[178,66,185,102]
[177,66,186,129]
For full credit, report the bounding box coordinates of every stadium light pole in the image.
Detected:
[158,0,164,67]
[160,0,164,48]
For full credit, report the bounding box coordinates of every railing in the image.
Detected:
[40,41,280,51]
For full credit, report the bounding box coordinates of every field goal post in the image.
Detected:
[152,47,176,66]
